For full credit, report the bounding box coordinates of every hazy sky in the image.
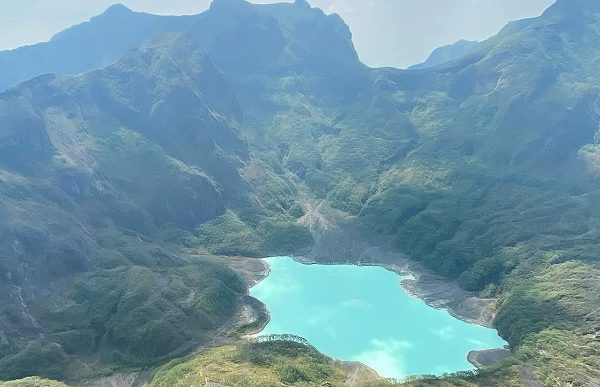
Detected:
[0,0,555,68]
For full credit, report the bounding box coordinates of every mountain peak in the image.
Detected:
[294,0,311,8]
[101,3,133,16]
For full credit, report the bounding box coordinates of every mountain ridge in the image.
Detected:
[409,39,479,70]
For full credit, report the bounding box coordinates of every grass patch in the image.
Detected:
[149,338,346,387]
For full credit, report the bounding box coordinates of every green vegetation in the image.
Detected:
[1,0,599,385]
[0,31,275,381]
[226,1,600,384]
[0,378,68,387]
[196,210,313,257]
[73,260,244,365]
[495,256,600,346]
[149,337,346,387]
[0,227,246,380]
[0,101,249,379]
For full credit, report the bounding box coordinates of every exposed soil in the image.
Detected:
[336,361,382,385]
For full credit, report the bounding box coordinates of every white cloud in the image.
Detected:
[466,337,490,347]
[352,338,413,379]
[341,298,372,310]
[250,274,301,302]
[432,326,456,341]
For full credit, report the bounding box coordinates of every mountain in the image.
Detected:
[409,39,478,70]
[0,0,359,379]
[0,0,599,385]
[0,4,199,92]
[0,33,253,381]
[191,0,363,75]
[0,0,364,92]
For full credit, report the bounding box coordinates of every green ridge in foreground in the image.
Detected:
[0,378,68,387]
[149,339,347,387]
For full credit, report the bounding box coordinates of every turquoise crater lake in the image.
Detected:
[250,256,508,379]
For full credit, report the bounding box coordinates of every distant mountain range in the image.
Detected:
[0,0,598,385]
[409,39,478,70]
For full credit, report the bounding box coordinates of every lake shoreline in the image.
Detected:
[240,258,272,338]
[297,198,502,328]
[293,254,499,329]
[245,258,383,384]
[290,254,511,371]
[252,256,508,380]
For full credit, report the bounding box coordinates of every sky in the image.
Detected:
[0,0,556,69]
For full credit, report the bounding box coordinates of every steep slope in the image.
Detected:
[0,4,196,91]
[190,0,363,75]
[360,0,600,285]
[1,33,250,223]
[0,0,364,92]
[1,0,360,378]
[0,35,255,381]
[350,0,600,384]
[416,0,600,172]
